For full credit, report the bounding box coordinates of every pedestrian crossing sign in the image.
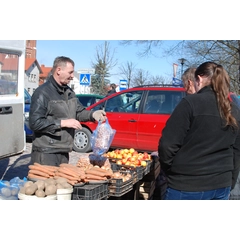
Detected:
[80,73,91,86]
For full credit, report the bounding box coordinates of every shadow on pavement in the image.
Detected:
[0,153,31,181]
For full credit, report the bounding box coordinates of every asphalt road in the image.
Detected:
[0,141,90,181]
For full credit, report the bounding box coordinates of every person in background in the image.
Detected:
[181,67,196,94]
[105,83,117,97]
[29,56,106,166]
[158,61,240,200]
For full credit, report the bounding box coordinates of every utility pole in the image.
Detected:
[178,58,187,77]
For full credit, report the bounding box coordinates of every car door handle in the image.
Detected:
[128,119,137,122]
[0,106,13,114]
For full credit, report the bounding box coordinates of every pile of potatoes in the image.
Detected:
[19,177,73,198]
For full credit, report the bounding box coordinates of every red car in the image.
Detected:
[73,85,186,153]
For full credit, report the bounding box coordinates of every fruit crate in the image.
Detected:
[110,162,144,181]
[108,172,134,197]
[142,160,152,176]
[71,183,108,200]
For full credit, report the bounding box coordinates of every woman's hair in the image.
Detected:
[195,61,237,128]
[52,56,75,73]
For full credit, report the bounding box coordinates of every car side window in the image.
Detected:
[143,90,184,114]
[105,91,143,113]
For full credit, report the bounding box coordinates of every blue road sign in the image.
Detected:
[172,77,183,87]
[80,73,91,86]
[119,79,128,91]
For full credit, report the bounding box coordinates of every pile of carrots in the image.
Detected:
[27,162,113,185]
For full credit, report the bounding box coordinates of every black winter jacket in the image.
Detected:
[158,86,240,191]
[29,76,95,153]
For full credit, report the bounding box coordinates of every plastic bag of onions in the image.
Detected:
[90,118,116,156]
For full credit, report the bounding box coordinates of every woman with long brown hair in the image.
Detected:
[158,61,240,200]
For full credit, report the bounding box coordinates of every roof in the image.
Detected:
[40,64,52,78]
[1,57,43,73]
[25,58,43,73]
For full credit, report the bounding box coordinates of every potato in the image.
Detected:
[19,186,26,194]
[45,185,57,196]
[35,180,45,190]
[56,183,64,189]
[55,177,68,184]
[61,182,73,189]
[35,189,46,198]
[45,178,56,186]
[25,183,38,195]
[24,181,34,188]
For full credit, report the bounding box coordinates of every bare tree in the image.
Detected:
[131,69,151,87]
[118,61,137,88]
[91,41,118,94]
[123,40,240,93]
[148,75,169,85]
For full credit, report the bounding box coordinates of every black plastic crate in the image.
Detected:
[72,184,108,200]
[108,171,134,197]
[143,160,152,176]
[135,166,144,181]
[108,180,133,197]
[110,162,144,181]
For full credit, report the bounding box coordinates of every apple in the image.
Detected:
[114,149,120,154]
[143,152,149,160]
[124,149,129,153]
[108,152,115,158]
[116,154,122,159]
[141,161,147,167]
[129,148,135,154]
[134,159,141,166]
[116,160,122,165]
[125,161,131,166]
[120,149,125,155]
[122,158,128,164]
[132,150,139,156]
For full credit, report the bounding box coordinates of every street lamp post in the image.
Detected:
[178,58,187,77]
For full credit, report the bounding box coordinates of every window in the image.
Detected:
[0,52,18,95]
[144,90,184,114]
[105,91,143,113]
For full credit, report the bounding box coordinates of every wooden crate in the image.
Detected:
[138,180,156,200]
[142,161,160,182]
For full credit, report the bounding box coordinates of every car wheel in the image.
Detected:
[73,128,92,153]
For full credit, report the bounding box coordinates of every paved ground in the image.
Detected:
[0,141,89,181]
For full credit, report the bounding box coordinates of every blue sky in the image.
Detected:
[36,40,183,85]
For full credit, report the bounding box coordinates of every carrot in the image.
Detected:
[29,164,55,176]
[29,169,50,178]
[55,172,80,181]
[66,179,78,186]
[85,174,107,180]
[27,173,48,180]
[63,165,85,176]
[91,166,113,177]
[58,167,80,178]
[85,169,106,177]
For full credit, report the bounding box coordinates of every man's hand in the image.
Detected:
[93,110,107,122]
[61,119,82,129]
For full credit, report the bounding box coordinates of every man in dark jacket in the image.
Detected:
[29,56,106,166]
